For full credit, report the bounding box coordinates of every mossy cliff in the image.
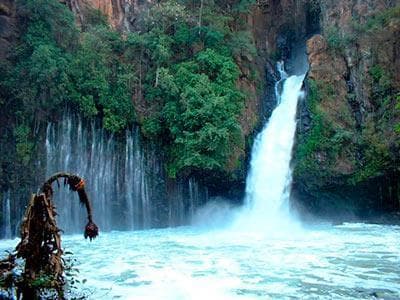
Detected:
[293,1,400,219]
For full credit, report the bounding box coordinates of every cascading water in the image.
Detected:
[45,112,208,233]
[46,115,115,232]
[243,62,305,225]
[188,178,200,219]
[1,190,12,239]
[124,128,151,229]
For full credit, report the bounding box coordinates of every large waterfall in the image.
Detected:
[45,113,208,233]
[243,63,305,225]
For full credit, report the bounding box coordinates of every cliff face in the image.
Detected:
[251,0,314,57]
[67,0,152,31]
[293,0,400,218]
[231,2,311,139]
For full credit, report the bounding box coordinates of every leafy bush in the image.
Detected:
[325,26,355,54]
[4,0,135,133]
[152,49,244,177]
[364,6,400,31]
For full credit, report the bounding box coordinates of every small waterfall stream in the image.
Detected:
[244,63,305,224]
[124,128,152,229]
[1,190,12,239]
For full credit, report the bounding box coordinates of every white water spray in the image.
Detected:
[243,63,305,226]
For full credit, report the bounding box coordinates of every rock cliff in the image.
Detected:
[293,0,400,219]
[66,0,151,31]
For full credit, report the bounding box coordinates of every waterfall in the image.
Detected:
[2,190,12,239]
[124,128,151,230]
[45,112,208,233]
[188,177,205,221]
[244,62,305,225]
[46,114,150,232]
[165,177,208,227]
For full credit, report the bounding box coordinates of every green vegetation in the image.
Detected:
[296,69,398,187]
[325,26,343,51]
[294,80,353,186]
[325,26,355,54]
[14,123,34,167]
[159,50,244,176]
[69,25,135,132]
[120,0,257,177]
[327,7,400,56]
[295,80,332,172]
[349,64,399,184]
[396,94,400,134]
[352,6,400,33]
[0,0,259,182]
[6,0,135,133]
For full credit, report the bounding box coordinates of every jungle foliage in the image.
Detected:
[0,0,258,179]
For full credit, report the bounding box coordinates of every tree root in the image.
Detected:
[0,172,99,299]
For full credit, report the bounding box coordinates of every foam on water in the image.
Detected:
[2,224,399,299]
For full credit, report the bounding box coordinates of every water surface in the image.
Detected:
[3,223,398,299]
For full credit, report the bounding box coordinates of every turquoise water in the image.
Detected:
[2,223,399,299]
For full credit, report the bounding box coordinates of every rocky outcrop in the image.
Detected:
[293,0,400,218]
[67,0,152,31]
[250,0,317,61]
